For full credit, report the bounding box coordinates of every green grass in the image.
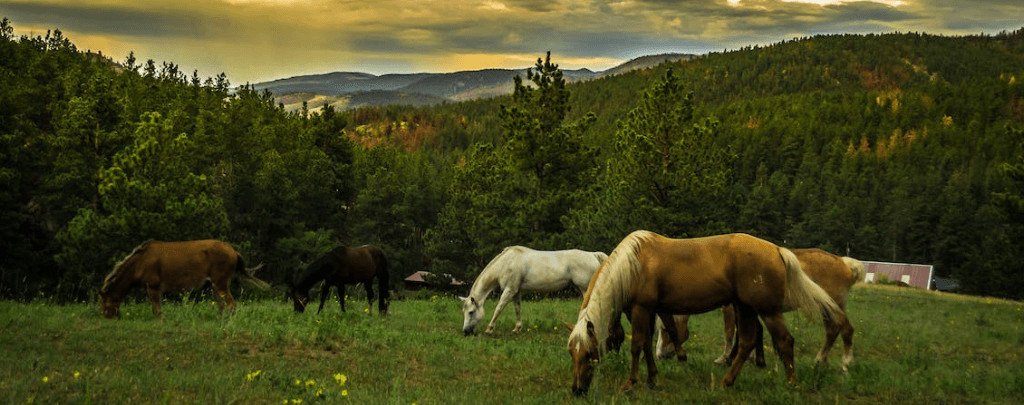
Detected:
[1,285,1022,404]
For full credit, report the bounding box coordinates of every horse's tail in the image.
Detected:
[235,256,271,290]
[780,247,841,320]
[375,248,390,314]
[842,256,866,284]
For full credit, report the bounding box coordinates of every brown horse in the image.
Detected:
[290,245,389,315]
[655,248,865,372]
[567,231,840,395]
[98,239,269,319]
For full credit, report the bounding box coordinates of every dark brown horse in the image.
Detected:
[98,239,269,319]
[290,245,389,315]
[655,248,865,372]
[567,231,840,395]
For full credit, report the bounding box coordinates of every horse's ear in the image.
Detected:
[561,321,574,332]
[457,296,467,302]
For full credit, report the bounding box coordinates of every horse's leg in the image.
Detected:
[839,312,855,372]
[485,287,516,335]
[211,280,236,314]
[511,292,523,333]
[655,313,687,362]
[722,304,759,387]
[364,281,374,315]
[761,313,797,383]
[715,304,737,364]
[754,319,767,367]
[818,307,854,372]
[317,283,331,314]
[622,306,657,392]
[655,317,673,359]
[338,283,346,312]
[147,287,163,317]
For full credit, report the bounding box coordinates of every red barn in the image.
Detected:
[862,260,934,290]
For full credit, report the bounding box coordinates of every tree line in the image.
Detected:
[3,18,1023,301]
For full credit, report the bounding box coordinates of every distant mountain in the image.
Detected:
[251,55,691,111]
[598,53,697,77]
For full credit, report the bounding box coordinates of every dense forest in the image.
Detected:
[3,17,1024,301]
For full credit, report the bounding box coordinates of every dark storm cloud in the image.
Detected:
[2,1,198,38]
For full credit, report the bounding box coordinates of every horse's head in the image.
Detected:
[459,296,485,335]
[567,320,600,396]
[97,289,121,319]
[291,288,310,313]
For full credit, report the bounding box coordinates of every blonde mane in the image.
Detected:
[101,240,153,293]
[842,256,866,283]
[569,230,652,354]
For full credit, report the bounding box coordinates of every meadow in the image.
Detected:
[1,285,1022,405]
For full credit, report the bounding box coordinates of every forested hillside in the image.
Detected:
[2,17,1023,301]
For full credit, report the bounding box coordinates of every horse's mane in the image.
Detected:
[101,239,153,293]
[294,246,348,291]
[842,256,866,283]
[569,231,650,354]
[468,246,525,300]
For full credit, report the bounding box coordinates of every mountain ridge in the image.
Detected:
[251,53,695,111]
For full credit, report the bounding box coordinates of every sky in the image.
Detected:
[2,0,1023,85]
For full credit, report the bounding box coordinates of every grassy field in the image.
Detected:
[1,285,1022,405]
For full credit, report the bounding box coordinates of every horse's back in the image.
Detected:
[334,245,387,281]
[142,240,238,289]
[639,233,785,314]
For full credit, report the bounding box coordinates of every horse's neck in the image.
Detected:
[468,267,501,303]
[578,258,634,348]
[296,263,332,292]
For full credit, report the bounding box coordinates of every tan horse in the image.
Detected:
[567,231,840,395]
[98,240,269,319]
[655,248,865,372]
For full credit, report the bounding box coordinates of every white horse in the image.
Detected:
[460,246,608,335]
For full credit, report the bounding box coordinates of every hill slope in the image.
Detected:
[250,55,693,111]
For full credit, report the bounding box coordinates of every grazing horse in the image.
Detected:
[290,245,390,315]
[98,239,269,319]
[460,247,608,335]
[655,248,865,372]
[567,231,840,396]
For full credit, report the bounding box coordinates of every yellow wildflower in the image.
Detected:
[305,379,316,387]
[342,390,348,397]
[73,371,81,379]
[334,373,347,385]
[41,376,48,383]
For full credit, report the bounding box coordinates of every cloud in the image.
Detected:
[1,0,1021,84]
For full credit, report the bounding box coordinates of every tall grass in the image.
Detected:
[1,285,1022,404]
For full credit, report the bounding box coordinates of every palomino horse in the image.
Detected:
[290,245,390,315]
[98,239,269,319]
[460,246,608,335]
[567,231,840,395]
[655,248,865,372]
